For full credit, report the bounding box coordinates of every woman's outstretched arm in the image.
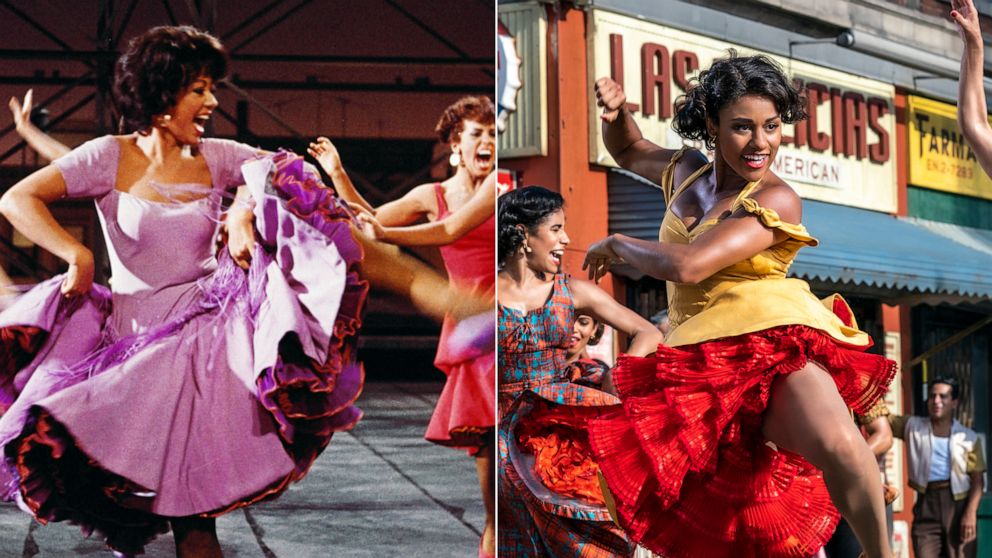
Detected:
[309,136,433,227]
[9,90,72,162]
[360,173,495,247]
[570,278,663,357]
[584,182,802,284]
[952,0,992,176]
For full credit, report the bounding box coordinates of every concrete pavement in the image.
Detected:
[0,382,485,557]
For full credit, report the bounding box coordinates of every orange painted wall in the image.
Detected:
[502,5,613,292]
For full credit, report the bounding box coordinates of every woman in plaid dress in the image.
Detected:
[497,186,662,557]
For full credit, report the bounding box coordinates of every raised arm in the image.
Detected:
[308,136,375,214]
[952,0,992,176]
[596,77,681,184]
[9,90,72,162]
[362,173,495,246]
[584,182,802,284]
[308,136,431,226]
[570,278,663,357]
[0,166,93,295]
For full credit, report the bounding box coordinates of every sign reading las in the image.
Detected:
[588,9,897,213]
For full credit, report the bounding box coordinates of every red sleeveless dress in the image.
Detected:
[424,183,496,455]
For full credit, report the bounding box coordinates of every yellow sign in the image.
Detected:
[588,9,897,213]
[908,95,992,200]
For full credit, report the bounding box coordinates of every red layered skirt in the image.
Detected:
[588,325,896,558]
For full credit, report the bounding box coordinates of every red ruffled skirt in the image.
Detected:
[588,325,896,558]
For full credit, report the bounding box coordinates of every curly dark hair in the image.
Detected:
[498,186,564,267]
[113,26,228,133]
[435,96,495,144]
[672,50,807,149]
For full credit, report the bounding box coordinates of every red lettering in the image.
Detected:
[806,83,830,152]
[609,34,639,113]
[641,43,671,119]
[672,50,698,93]
[831,87,844,156]
[843,91,867,159]
[868,98,890,163]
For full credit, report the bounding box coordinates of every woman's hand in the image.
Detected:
[225,207,256,270]
[583,235,622,282]
[61,247,94,297]
[595,77,627,123]
[951,0,982,47]
[307,137,343,174]
[8,89,32,130]
[356,212,386,240]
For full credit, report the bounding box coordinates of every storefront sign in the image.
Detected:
[908,95,992,200]
[588,9,897,213]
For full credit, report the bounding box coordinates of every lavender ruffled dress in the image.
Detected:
[0,136,367,553]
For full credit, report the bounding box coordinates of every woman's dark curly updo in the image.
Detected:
[113,26,228,133]
[672,50,807,149]
[435,96,495,144]
[498,186,564,268]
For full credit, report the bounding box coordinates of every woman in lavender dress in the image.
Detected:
[0,26,366,556]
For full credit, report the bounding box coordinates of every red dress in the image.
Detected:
[424,183,496,455]
[588,150,896,558]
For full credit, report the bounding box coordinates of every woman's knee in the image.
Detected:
[817,427,869,475]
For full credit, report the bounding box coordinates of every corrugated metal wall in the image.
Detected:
[498,2,547,158]
[606,169,666,241]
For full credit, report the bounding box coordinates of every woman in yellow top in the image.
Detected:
[583,52,896,558]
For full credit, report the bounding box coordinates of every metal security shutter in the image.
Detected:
[607,168,666,241]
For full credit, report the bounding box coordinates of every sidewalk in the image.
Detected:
[0,382,484,557]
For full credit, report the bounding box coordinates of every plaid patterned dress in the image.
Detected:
[498,274,633,557]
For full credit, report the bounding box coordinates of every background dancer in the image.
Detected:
[584,52,896,558]
[498,185,662,557]
[0,26,366,556]
[309,96,496,557]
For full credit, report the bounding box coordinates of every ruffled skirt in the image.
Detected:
[0,152,368,553]
[588,325,896,558]
[498,382,634,558]
[425,313,496,455]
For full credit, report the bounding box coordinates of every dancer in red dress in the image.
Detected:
[310,96,496,556]
[583,52,896,558]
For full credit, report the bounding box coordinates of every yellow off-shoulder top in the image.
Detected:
[659,148,870,348]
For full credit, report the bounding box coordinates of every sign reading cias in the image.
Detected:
[588,9,897,213]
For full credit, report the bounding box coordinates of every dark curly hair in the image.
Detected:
[435,96,495,144]
[498,186,564,267]
[672,50,806,149]
[113,26,228,133]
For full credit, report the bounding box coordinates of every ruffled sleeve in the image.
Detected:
[53,136,119,199]
[739,197,818,246]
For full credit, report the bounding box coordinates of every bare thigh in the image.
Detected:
[761,361,863,469]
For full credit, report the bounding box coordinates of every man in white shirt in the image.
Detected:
[890,377,986,558]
